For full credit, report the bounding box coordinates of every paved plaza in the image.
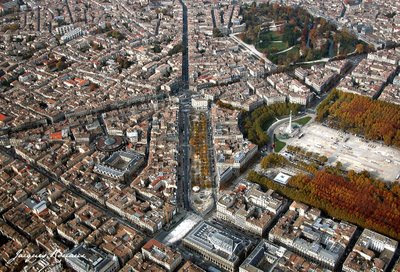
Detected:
[285,123,400,182]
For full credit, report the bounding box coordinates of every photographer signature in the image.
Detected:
[7,249,84,265]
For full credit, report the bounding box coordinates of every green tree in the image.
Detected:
[213,28,224,38]
[152,44,162,53]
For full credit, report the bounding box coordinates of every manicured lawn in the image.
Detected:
[256,31,288,54]
[294,116,312,126]
[268,42,288,52]
[274,138,286,153]
[260,31,282,43]
[268,45,300,65]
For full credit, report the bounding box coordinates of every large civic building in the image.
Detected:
[343,229,398,272]
[94,150,144,180]
[240,240,331,272]
[216,182,288,236]
[269,202,357,270]
[96,135,126,152]
[182,221,253,272]
[65,244,120,272]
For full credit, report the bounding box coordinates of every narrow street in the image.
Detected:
[0,146,150,239]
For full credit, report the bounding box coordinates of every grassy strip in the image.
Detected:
[294,116,311,126]
[274,138,286,152]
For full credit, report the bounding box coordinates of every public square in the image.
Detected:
[285,123,400,182]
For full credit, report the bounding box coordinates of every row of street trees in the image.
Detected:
[249,153,400,240]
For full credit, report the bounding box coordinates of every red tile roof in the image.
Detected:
[143,239,164,251]
[50,131,63,140]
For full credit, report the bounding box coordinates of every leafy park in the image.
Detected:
[242,102,301,147]
[239,2,367,66]
[317,89,400,148]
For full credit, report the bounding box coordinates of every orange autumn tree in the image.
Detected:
[317,89,400,147]
[248,167,400,240]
